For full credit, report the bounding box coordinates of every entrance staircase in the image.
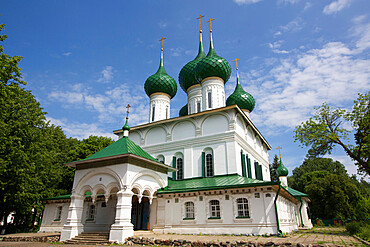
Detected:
[64,232,110,245]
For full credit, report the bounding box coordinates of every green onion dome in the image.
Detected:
[144,56,177,99]
[226,77,255,112]
[195,36,231,84]
[276,159,289,177]
[179,104,188,117]
[122,119,130,131]
[178,38,206,92]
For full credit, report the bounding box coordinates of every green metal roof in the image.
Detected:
[40,194,71,201]
[284,187,308,198]
[226,77,255,112]
[157,174,276,194]
[78,136,159,163]
[144,56,177,99]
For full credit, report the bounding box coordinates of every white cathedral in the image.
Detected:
[39,17,312,243]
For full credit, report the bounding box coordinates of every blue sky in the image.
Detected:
[1,0,369,177]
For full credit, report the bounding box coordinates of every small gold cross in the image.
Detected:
[159,37,166,50]
[197,15,205,31]
[126,104,130,120]
[276,146,282,160]
[207,18,215,31]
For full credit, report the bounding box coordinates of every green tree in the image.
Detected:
[294,92,370,175]
[269,154,279,182]
[68,135,114,162]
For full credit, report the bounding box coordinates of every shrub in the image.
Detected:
[346,222,361,235]
[358,225,370,241]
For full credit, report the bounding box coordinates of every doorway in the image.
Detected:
[131,196,149,230]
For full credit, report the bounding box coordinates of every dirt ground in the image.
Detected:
[0,227,365,246]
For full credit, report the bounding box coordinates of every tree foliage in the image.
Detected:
[0,24,115,233]
[294,92,370,175]
[289,157,370,219]
[269,154,279,182]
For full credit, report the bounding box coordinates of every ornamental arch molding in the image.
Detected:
[74,168,123,195]
[128,170,166,195]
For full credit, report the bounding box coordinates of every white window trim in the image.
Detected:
[231,195,253,223]
[205,196,223,223]
[180,198,197,224]
[85,203,96,223]
[53,205,63,222]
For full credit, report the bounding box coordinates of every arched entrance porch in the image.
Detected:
[131,188,151,230]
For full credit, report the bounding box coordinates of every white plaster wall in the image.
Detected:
[172,121,196,141]
[154,191,280,235]
[149,94,170,123]
[201,78,225,111]
[129,132,141,146]
[39,203,70,232]
[277,196,299,233]
[188,85,202,114]
[202,115,228,136]
[145,127,167,146]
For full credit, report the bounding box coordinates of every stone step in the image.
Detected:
[64,232,110,245]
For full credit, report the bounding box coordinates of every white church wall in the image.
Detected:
[39,203,69,232]
[235,115,245,138]
[277,196,299,233]
[172,121,196,141]
[145,126,167,145]
[202,114,229,136]
[128,132,141,145]
[155,190,280,235]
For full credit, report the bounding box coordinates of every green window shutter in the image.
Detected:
[172,156,176,181]
[241,153,246,177]
[254,161,258,179]
[246,155,252,179]
[201,152,205,178]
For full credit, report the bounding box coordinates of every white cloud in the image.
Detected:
[233,0,263,5]
[304,2,312,10]
[63,52,72,56]
[169,48,183,57]
[268,41,291,54]
[47,117,117,140]
[158,21,168,29]
[279,17,303,33]
[97,66,114,83]
[323,0,352,15]
[48,83,148,126]
[247,40,370,133]
[350,15,370,52]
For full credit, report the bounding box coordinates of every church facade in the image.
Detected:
[39,17,312,243]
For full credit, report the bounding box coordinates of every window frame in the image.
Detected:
[236,198,250,218]
[54,205,63,221]
[208,199,221,219]
[184,201,195,220]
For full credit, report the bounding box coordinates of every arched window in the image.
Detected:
[206,154,213,177]
[184,201,195,219]
[208,91,212,109]
[197,102,201,113]
[157,155,165,164]
[236,198,250,218]
[152,105,155,122]
[177,157,183,180]
[209,200,220,218]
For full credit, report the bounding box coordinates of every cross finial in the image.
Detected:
[126,104,130,120]
[233,58,240,78]
[207,18,215,32]
[159,37,166,51]
[197,15,205,33]
[277,146,282,160]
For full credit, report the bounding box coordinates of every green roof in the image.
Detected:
[284,187,308,198]
[226,77,255,112]
[144,56,177,99]
[40,194,71,201]
[157,174,276,194]
[80,136,159,163]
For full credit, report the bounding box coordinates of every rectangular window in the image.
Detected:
[54,206,62,221]
[177,158,184,180]
[87,204,95,221]
[236,198,250,218]
[209,200,220,218]
[152,106,155,122]
[185,202,195,219]
[208,92,212,108]
[197,102,201,113]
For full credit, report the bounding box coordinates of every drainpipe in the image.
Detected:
[36,199,44,232]
[274,183,282,236]
[298,198,304,227]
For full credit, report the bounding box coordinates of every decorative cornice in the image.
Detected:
[150,92,171,98]
[201,76,224,84]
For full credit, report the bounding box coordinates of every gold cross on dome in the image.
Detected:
[207,18,215,31]
[233,58,240,78]
[126,104,130,120]
[277,146,282,160]
[197,15,205,31]
[159,37,166,50]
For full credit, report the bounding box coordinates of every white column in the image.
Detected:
[60,193,85,242]
[187,85,202,114]
[201,77,225,111]
[109,190,134,243]
[149,93,171,123]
